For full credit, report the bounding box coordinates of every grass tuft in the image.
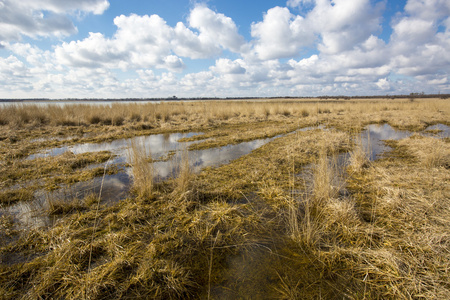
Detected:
[88,115,102,124]
[349,135,370,173]
[128,140,154,199]
[172,148,193,202]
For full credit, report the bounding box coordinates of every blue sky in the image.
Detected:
[0,0,449,98]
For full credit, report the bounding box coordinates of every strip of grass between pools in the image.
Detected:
[0,151,118,205]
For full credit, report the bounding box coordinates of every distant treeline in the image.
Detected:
[1,93,449,102]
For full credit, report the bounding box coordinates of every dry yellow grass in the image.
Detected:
[171,148,193,202]
[128,139,153,199]
[0,97,449,299]
[398,134,450,168]
[1,98,447,131]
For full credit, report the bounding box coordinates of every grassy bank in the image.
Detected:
[0,98,449,299]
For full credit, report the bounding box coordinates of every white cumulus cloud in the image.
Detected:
[252,1,383,59]
[308,0,384,54]
[210,58,246,74]
[375,78,391,90]
[54,6,247,72]
[405,0,450,21]
[389,0,450,77]
[0,0,110,41]
[1,0,449,98]
[251,6,314,60]
[188,5,247,53]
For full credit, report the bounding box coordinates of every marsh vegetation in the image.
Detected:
[0,98,449,299]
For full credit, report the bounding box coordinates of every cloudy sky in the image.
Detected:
[0,0,449,98]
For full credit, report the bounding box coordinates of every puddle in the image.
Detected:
[360,123,449,160]
[360,124,413,160]
[1,172,130,230]
[294,124,416,201]
[38,172,131,206]
[209,244,281,299]
[296,123,439,199]
[188,138,277,173]
[2,197,52,229]
[28,132,202,160]
[27,131,285,182]
[423,123,450,136]
[295,152,350,198]
[28,125,327,161]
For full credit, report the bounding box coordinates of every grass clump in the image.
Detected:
[301,108,309,117]
[399,135,450,168]
[128,140,153,200]
[112,116,124,126]
[88,115,102,124]
[171,148,194,202]
[348,135,370,173]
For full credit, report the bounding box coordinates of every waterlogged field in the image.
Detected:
[0,98,449,299]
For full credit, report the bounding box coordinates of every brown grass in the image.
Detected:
[0,98,447,132]
[0,98,449,299]
[398,134,450,168]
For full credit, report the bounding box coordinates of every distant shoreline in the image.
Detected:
[0,93,448,102]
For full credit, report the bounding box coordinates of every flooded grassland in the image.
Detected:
[0,98,449,299]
